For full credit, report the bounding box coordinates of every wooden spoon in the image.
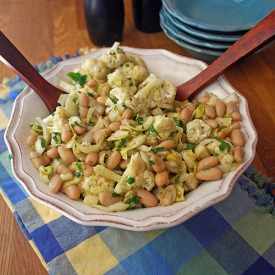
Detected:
[0,31,64,113]
[176,10,275,100]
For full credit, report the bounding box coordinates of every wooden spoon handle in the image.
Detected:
[0,31,60,107]
[176,10,275,100]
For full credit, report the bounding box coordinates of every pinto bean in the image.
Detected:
[79,106,88,118]
[85,152,99,167]
[198,95,210,104]
[180,107,192,122]
[27,134,37,146]
[157,140,174,150]
[205,119,218,129]
[61,124,72,142]
[234,146,244,163]
[150,155,165,173]
[65,185,80,200]
[83,165,93,177]
[49,175,63,193]
[107,150,121,170]
[78,93,89,107]
[122,108,134,119]
[57,146,76,165]
[226,101,237,115]
[137,189,158,207]
[231,129,245,146]
[215,101,226,117]
[108,121,121,132]
[196,167,222,181]
[155,170,169,187]
[99,191,122,206]
[197,156,220,171]
[73,121,86,135]
[232,111,242,121]
[46,147,59,159]
[30,152,45,168]
[205,105,216,118]
[96,95,108,105]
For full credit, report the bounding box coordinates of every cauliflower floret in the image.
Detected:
[181,150,197,171]
[114,153,146,194]
[48,106,67,133]
[181,172,199,190]
[186,119,211,144]
[219,154,235,173]
[82,174,115,196]
[135,170,155,191]
[153,116,177,140]
[107,68,137,93]
[121,61,148,84]
[165,151,187,174]
[81,58,110,80]
[159,185,177,206]
[100,42,127,69]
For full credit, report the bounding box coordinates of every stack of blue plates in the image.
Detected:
[160,0,275,62]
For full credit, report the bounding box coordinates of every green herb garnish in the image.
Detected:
[175,175,180,183]
[67,72,87,87]
[87,120,95,126]
[108,140,115,149]
[76,162,84,173]
[149,160,155,166]
[147,124,161,138]
[173,117,186,132]
[8,154,12,160]
[134,114,144,125]
[87,92,94,97]
[186,143,196,151]
[125,195,140,209]
[219,139,231,152]
[118,139,127,148]
[152,147,164,153]
[74,121,84,128]
[72,97,79,104]
[112,193,121,198]
[127,177,135,185]
[108,95,118,104]
[40,138,46,149]
[75,171,81,178]
[52,132,61,144]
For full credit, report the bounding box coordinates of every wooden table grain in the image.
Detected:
[0,1,274,274]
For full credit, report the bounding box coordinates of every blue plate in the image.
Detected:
[162,0,275,32]
[160,9,231,50]
[162,6,243,42]
[160,19,223,63]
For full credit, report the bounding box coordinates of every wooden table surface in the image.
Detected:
[0,0,274,274]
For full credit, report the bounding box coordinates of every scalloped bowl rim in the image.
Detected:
[4,47,257,231]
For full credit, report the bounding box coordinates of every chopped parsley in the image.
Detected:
[117,139,127,148]
[72,97,79,104]
[87,120,95,126]
[52,132,61,144]
[74,121,84,128]
[186,143,196,151]
[125,63,130,67]
[8,153,12,160]
[149,160,155,166]
[112,193,121,198]
[40,138,46,149]
[75,171,81,178]
[87,92,94,97]
[128,56,135,62]
[175,175,180,183]
[219,139,231,152]
[173,117,186,132]
[108,140,115,149]
[152,147,164,153]
[67,72,87,87]
[147,124,161,138]
[108,95,118,104]
[127,177,135,185]
[125,195,140,209]
[134,114,144,125]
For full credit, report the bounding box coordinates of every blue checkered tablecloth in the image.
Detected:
[0,53,274,275]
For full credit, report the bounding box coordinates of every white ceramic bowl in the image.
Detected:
[5,47,257,231]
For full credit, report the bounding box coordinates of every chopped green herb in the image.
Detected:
[219,139,231,152]
[147,124,161,138]
[51,112,55,116]
[108,95,118,104]
[67,72,87,87]
[125,63,130,67]
[175,175,180,183]
[152,147,164,153]
[125,195,140,209]
[74,121,84,128]
[76,162,84,173]
[75,171,81,178]
[187,143,196,151]
[112,193,121,198]
[8,153,12,160]
[173,117,186,132]
[214,152,219,157]
[128,56,135,62]
[122,103,127,108]
[118,139,127,148]
[87,120,95,126]
[108,140,115,149]
[169,130,178,137]
[40,138,46,149]
[149,160,155,166]
[134,114,144,125]
[87,92,94,97]
[127,177,135,185]
[52,132,61,144]
[72,97,79,104]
